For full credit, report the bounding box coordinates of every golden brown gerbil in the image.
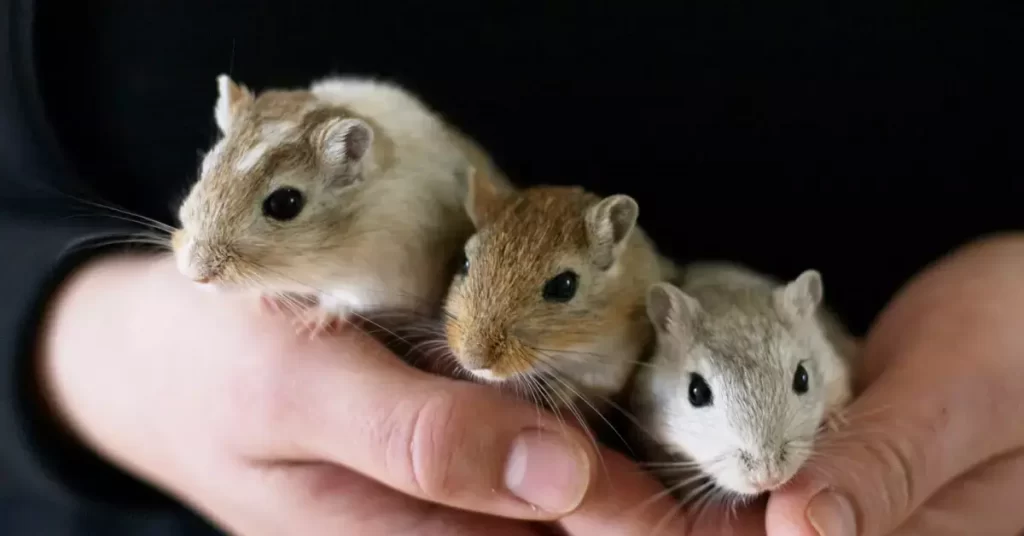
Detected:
[171,74,505,334]
[442,169,677,417]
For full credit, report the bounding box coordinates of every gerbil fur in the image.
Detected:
[442,170,678,418]
[171,74,505,322]
[631,261,857,500]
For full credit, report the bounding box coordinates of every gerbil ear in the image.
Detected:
[464,165,514,227]
[585,194,639,269]
[775,269,824,320]
[647,282,702,335]
[214,74,254,135]
[317,117,374,168]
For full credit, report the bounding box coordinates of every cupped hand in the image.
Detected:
[38,254,690,535]
[767,233,1024,536]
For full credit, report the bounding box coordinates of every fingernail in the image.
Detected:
[807,490,857,536]
[504,429,591,514]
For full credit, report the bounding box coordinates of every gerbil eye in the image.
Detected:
[687,373,713,408]
[457,252,469,276]
[542,270,579,303]
[793,363,809,395]
[262,187,305,221]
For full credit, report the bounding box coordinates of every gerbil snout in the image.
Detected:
[171,230,230,286]
[446,321,532,383]
[737,448,792,493]
[454,334,505,381]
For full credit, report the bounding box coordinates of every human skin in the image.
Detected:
[37,254,691,536]
[766,232,1024,536]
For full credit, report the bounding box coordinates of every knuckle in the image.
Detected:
[851,422,927,534]
[385,388,464,500]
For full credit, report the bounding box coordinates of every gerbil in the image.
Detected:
[442,169,677,417]
[631,261,857,498]
[171,74,505,331]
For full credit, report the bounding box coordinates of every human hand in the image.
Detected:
[38,254,690,535]
[767,233,1024,536]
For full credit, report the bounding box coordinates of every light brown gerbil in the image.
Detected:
[172,74,505,331]
[443,170,677,415]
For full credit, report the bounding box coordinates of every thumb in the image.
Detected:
[261,324,600,522]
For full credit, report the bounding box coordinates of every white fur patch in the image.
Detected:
[235,142,269,173]
[174,236,197,278]
[200,141,225,177]
[469,368,502,383]
[195,281,220,293]
[214,76,235,133]
[260,121,298,146]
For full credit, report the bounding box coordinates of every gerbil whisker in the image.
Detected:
[528,368,612,480]
[663,478,720,535]
[527,339,661,374]
[529,352,635,458]
[531,375,572,438]
[62,210,175,238]
[640,459,708,472]
[688,483,726,533]
[516,374,546,431]
[65,234,175,256]
[649,494,687,536]
[530,345,656,371]
[625,468,705,522]
[63,197,179,235]
[526,346,659,449]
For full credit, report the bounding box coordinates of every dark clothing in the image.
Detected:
[1,0,1021,533]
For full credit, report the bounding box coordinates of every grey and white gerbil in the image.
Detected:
[171,74,506,333]
[631,261,857,498]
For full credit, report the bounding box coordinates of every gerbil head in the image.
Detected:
[642,270,830,496]
[171,74,376,292]
[444,169,644,386]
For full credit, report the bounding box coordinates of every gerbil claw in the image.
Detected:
[260,293,320,316]
[291,308,346,339]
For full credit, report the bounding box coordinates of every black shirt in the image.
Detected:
[2,1,1022,534]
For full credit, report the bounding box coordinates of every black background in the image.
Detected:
[34,1,1024,335]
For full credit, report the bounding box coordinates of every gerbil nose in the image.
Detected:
[460,350,492,372]
[193,276,211,284]
[459,335,498,370]
[749,475,785,492]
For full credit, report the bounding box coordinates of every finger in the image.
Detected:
[557,447,693,536]
[226,460,542,536]
[766,238,1024,536]
[765,359,1022,536]
[255,323,600,522]
[890,448,1024,536]
[685,497,767,536]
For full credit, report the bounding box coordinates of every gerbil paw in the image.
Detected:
[291,307,347,339]
[259,293,319,316]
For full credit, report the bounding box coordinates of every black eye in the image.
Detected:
[457,252,469,276]
[262,187,305,221]
[793,363,809,395]
[688,373,713,407]
[542,270,578,302]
